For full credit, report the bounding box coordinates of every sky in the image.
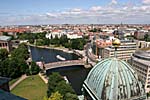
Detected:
[0,0,150,25]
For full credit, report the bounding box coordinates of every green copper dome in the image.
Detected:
[83,58,146,100]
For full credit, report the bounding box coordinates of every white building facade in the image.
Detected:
[103,40,137,61]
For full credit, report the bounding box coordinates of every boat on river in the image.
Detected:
[56,55,66,61]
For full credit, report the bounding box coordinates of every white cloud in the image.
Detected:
[46,13,58,18]
[1,1,150,25]
[71,8,81,12]
[90,6,102,11]
[110,0,118,5]
[143,0,150,5]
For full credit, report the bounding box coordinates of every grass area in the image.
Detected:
[9,77,19,86]
[11,75,47,100]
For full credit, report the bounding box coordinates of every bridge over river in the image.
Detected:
[44,59,90,70]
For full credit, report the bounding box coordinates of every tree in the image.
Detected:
[47,72,64,97]
[43,96,48,100]
[70,38,86,50]
[47,72,78,100]
[36,39,44,46]
[0,58,23,78]
[17,58,28,74]
[51,35,60,46]
[55,81,75,96]
[43,38,50,46]
[60,35,68,46]
[8,58,22,78]
[3,32,8,36]
[0,48,8,61]
[144,34,149,41]
[64,92,78,100]
[0,43,29,79]
[54,81,78,100]
[11,43,29,60]
[49,91,63,100]
[30,61,41,75]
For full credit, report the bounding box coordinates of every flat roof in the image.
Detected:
[132,56,150,66]
[0,36,11,41]
[134,50,150,60]
[0,89,27,100]
[105,47,136,51]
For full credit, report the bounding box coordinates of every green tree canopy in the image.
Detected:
[0,58,23,78]
[0,43,29,78]
[144,34,150,42]
[49,91,63,100]
[30,61,41,75]
[47,72,78,100]
[64,92,78,100]
[47,72,64,97]
[11,43,28,60]
[55,81,75,96]
[0,48,9,61]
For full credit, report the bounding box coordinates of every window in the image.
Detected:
[147,85,150,88]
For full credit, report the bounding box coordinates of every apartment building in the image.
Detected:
[131,50,150,93]
[103,40,137,61]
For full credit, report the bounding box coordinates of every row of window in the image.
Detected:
[0,43,8,47]
[134,65,147,74]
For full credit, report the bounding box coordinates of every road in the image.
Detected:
[85,43,97,62]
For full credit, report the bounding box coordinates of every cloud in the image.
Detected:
[90,6,102,11]
[71,8,81,12]
[46,13,58,18]
[143,0,150,5]
[0,1,150,25]
[110,0,118,5]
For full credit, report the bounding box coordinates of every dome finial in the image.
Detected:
[112,38,121,57]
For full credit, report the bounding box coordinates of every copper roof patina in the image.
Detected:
[83,58,146,100]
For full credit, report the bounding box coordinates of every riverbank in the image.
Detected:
[28,43,84,60]
[28,43,73,54]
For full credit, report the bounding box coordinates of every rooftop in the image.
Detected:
[83,58,145,100]
[0,36,11,41]
[0,89,27,100]
[133,49,150,61]
[132,56,150,66]
[0,77,10,86]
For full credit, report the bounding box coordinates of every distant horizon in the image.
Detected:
[0,0,150,25]
[1,23,150,27]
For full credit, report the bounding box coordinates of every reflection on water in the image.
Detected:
[46,65,91,95]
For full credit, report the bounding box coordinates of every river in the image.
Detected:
[29,46,91,95]
[30,46,80,63]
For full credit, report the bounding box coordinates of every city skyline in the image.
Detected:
[0,0,150,25]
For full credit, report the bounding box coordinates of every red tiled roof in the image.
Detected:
[0,28,30,33]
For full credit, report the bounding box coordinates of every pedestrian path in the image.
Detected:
[38,73,48,84]
[10,74,28,90]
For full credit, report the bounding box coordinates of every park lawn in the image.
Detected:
[11,75,47,100]
[9,77,19,86]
